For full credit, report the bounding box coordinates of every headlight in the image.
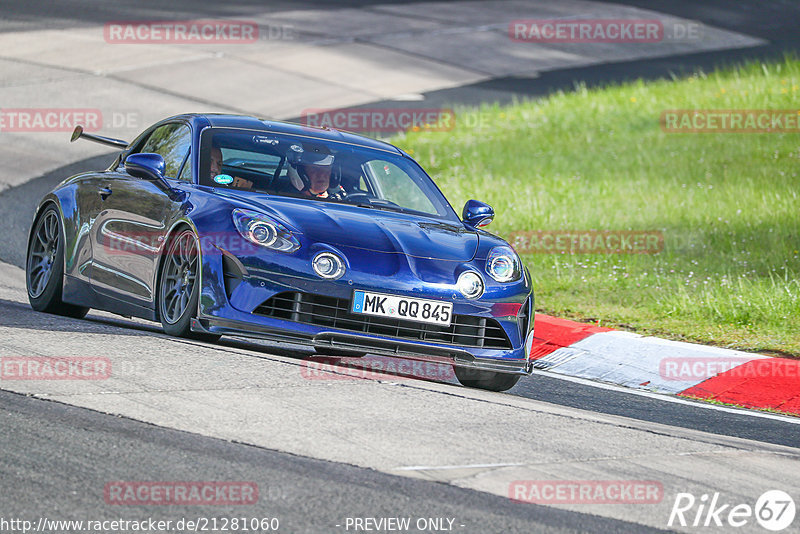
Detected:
[486,246,521,282]
[249,221,277,247]
[312,252,345,280]
[457,271,484,299]
[232,208,300,253]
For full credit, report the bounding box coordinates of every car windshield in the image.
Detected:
[198,128,457,220]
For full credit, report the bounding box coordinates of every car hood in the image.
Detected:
[231,194,477,261]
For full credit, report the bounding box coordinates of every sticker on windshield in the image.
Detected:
[213,174,234,185]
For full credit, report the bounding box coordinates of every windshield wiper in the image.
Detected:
[351,200,406,213]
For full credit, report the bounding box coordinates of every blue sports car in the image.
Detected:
[26,114,535,391]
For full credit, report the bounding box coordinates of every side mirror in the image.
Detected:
[124,153,176,196]
[462,199,494,228]
[125,153,166,181]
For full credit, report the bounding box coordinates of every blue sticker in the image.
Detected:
[213,174,233,185]
[352,291,365,313]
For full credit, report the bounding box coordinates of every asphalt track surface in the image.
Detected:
[2,1,800,533]
[1,389,665,534]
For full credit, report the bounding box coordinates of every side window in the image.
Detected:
[138,123,191,179]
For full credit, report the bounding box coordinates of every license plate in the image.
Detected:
[352,290,453,326]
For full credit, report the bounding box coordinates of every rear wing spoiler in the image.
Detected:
[70,125,128,149]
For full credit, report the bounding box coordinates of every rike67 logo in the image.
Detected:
[668,490,795,531]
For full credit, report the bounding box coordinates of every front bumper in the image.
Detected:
[191,316,534,375]
[196,234,535,375]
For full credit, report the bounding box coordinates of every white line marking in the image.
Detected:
[392,462,525,471]
[532,371,800,425]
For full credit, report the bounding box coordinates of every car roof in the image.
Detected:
[186,113,403,155]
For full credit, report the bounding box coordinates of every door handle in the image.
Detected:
[99,187,112,200]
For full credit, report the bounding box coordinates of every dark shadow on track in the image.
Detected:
[509,372,800,448]
[0,297,153,337]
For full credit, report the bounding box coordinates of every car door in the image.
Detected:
[90,122,192,308]
[67,171,112,288]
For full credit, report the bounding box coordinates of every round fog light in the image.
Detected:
[313,252,345,280]
[457,271,484,299]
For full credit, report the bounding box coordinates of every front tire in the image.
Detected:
[158,228,220,342]
[26,205,89,318]
[454,366,521,392]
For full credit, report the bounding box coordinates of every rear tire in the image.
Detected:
[158,228,220,342]
[454,366,521,392]
[26,205,89,319]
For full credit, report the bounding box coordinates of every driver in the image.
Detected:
[209,145,253,190]
[288,146,347,200]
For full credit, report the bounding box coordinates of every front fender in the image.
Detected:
[186,203,242,318]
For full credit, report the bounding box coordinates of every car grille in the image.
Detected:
[253,292,512,349]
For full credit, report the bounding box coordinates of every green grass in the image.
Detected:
[391,56,800,356]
